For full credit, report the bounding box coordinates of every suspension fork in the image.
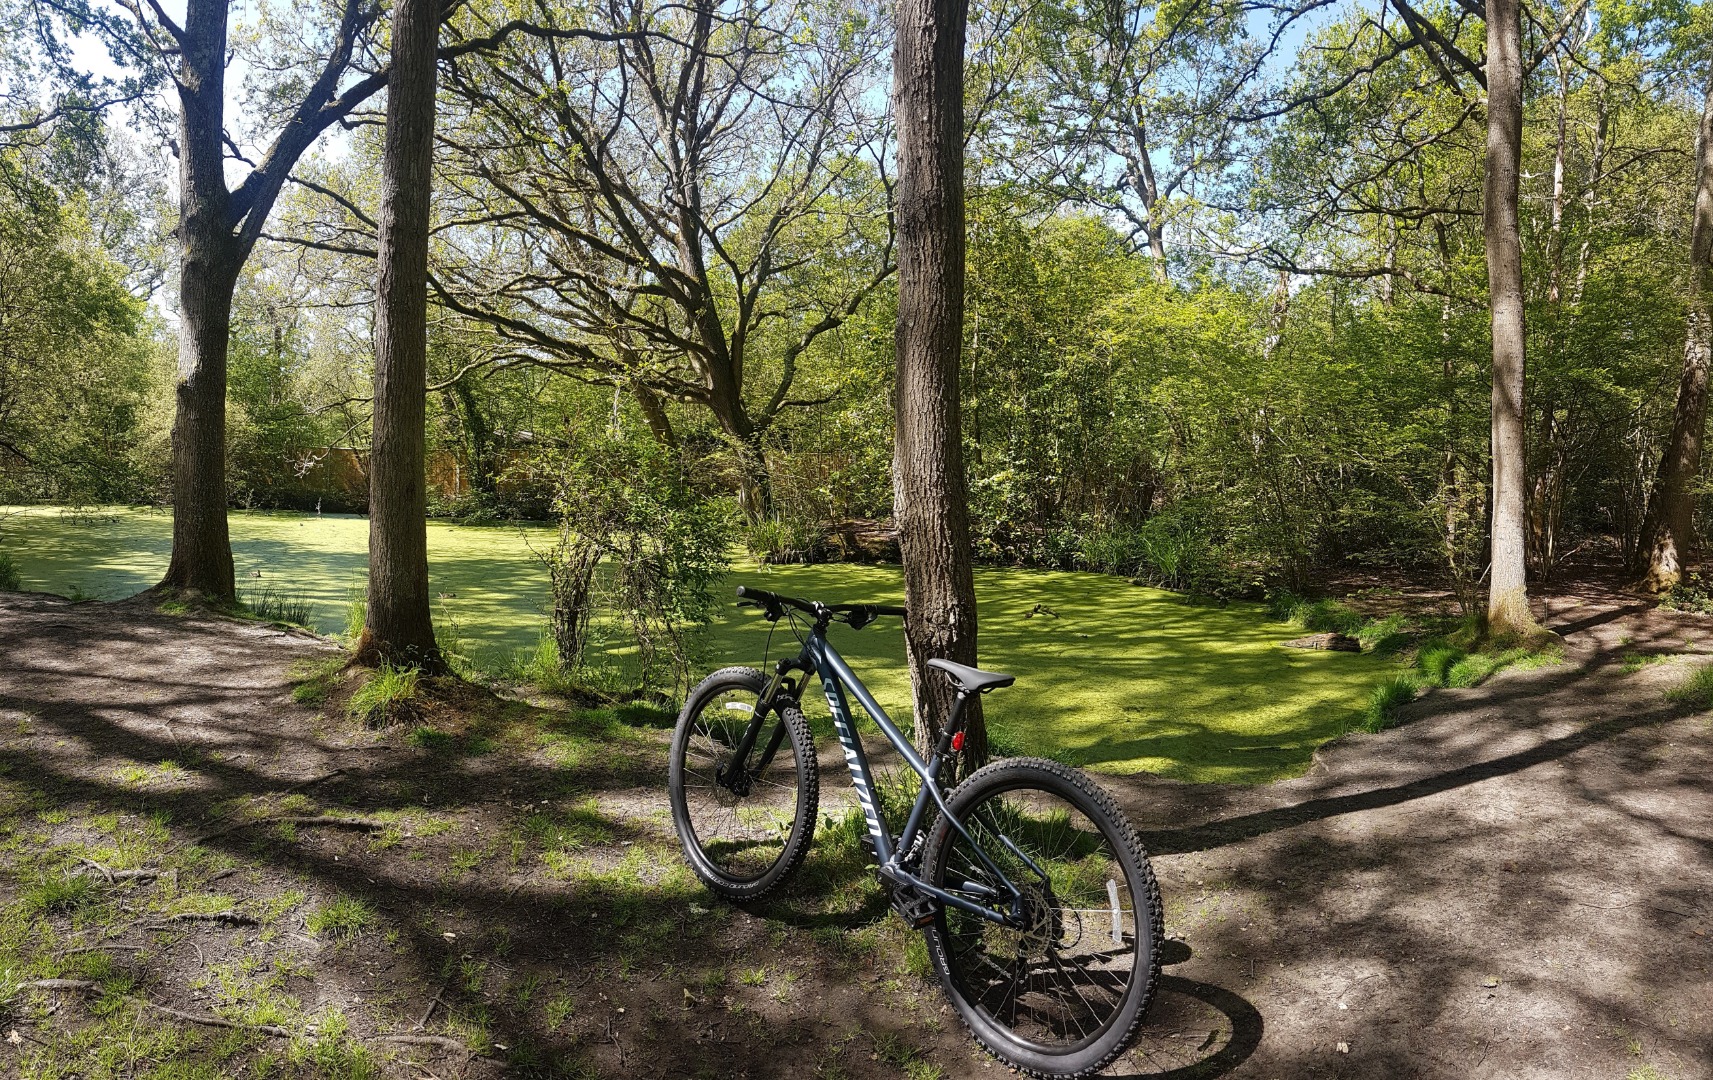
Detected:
[718,656,807,787]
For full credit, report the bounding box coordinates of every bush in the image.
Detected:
[745,516,824,564]
[1659,573,1713,616]
[0,551,19,591]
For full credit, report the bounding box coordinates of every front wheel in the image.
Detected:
[668,666,818,901]
[921,757,1163,1079]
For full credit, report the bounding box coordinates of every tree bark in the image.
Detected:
[153,0,389,601]
[892,0,985,765]
[1482,0,1539,638]
[159,0,241,599]
[1637,67,1713,592]
[356,0,441,668]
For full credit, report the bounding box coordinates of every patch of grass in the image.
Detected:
[1359,674,1421,733]
[0,550,20,591]
[1620,651,1676,674]
[241,585,313,626]
[23,873,97,914]
[1665,662,1713,710]
[346,664,420,727]
[543,991,577,1030]
[343,589,367,641]
[288,657,345,706]
[306,896,376,938]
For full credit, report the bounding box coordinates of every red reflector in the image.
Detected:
[951,732,965,751]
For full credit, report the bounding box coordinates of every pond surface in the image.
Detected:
[1,505,1402,783]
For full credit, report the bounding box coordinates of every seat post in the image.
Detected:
[935,689,972,759]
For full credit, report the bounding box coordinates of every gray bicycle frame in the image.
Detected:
[781,629,1027,927]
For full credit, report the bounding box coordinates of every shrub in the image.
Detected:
[745,516,824,564]
[1660,573,1713,616]
[0,551,19,591]
[1076,522,1147,576]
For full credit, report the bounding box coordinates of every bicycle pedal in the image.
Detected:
[890,887,940,928]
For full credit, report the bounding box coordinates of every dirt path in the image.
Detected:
[1112,589,1713,1079]
[0,588,1709,1079]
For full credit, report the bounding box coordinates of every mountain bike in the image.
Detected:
[668,586,1164,1078]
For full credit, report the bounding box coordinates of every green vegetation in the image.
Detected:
[346,664,421,727]
[1666,663,1713,710]
[10,506,1412,782]
[306,896,377,938]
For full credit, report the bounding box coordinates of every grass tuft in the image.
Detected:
[1359,674,1421,733]
[346,664,420,727]
[241,585,312,626]
[23,873,98,914]
[0,550,20,591]
[306,896,376,938]
[1665,662,1713,710]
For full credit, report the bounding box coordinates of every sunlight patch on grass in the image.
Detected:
[9,506,1420,782]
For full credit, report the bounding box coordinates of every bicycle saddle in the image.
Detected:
[927,658,1016,693]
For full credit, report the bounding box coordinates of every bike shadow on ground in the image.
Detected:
[1113,940,1265,1079]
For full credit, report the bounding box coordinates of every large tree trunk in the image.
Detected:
[1482,0,1539,639]
[153,0,390,602]
[159,0,239,600]
[1637,68,1713,592]
[356,0,441,668]
[893,0,985,766]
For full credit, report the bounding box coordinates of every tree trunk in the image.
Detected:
[164,247,241,598]
[153,0,390,602]
[1637,68,1713,592]
[356,0,442,669]
[893,0,985,767]
[1482,0,1539,639]
[158,0,240,600]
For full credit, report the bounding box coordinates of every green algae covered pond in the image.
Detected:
[0,505,1404,783]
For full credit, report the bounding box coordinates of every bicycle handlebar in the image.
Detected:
[735,585,906,627]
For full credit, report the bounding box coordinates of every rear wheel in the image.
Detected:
[668,667,818,900]
[921,758,1163,1078]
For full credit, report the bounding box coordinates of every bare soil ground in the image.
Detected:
[0,585,1709,1079]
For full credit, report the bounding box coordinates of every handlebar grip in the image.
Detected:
[872,605,907,617]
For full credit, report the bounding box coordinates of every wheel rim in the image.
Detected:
[677,687,804,884]
[934,784,1142,1052]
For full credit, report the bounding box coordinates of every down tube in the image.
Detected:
[810,644,894,865]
